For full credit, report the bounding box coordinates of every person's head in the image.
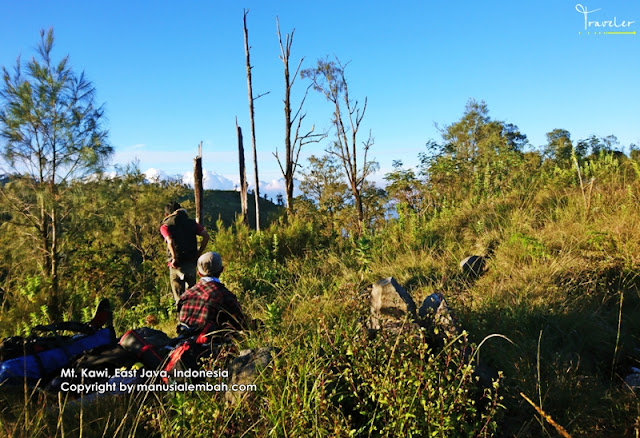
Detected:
[164,201,181,216]
[197,252,224,278]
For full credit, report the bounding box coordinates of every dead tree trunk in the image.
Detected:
[279,18,294,215]
[194,141,203,224]
[243,9,261,231]
[236,119,249,224]
[275,18,324,216]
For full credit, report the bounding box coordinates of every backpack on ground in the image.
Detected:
[119,327,173,370]
[0,299,116,387]
[46,343,140,393]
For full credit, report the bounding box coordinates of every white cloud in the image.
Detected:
[182,169,236,190]
[247,178,301,201]
[144,168,169,182]
[84,170,119,182]
[103,170,119,179]
[249,179,282,196]
[111,144,240,176]
[139,168,303,204]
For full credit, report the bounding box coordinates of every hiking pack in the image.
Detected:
[162,323,237,383]
[0,299,116,386]
[0,297,247,395]
[162,208,199,265]
[119,327,173,369]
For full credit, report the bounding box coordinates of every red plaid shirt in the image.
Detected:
[177,279,245,331]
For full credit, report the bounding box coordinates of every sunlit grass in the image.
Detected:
[2,158,640,436]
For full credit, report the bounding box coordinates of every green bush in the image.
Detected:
[321,322,503,437]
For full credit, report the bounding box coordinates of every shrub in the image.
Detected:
[320,321,504,437]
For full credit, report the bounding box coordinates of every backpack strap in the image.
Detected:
[31,321,96,336]
[162,342,191,383]
[196,322,215,344]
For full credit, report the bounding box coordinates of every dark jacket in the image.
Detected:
[161,209,198,265]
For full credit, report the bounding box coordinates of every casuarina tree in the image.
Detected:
[0,28,112,316]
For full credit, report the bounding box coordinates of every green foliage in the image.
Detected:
[321,323,503,437]
[580,134,620,158]
[2,97,640,436]
[0,166,191,334]
[385,160,424,213]
[29,305,49,329]
[544,128,576,166]
[265,302,283,330]
[0,28,113,316]
[300,154,350,222]
[200,189,282,229]
[19,275,42,304]
[0,28,112,179]
[507,232,550,261]
[411,99,529,213]
[586,230,616,253]
[582,149,622,183]
[354,235,373,274]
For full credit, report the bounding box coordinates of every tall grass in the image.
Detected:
[2,153,640,436]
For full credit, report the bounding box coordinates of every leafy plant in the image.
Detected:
[320,322,504,437]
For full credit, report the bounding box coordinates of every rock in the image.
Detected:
[365,278,459,339]
[459,255,487,278]
[367,277,417,332]
[418,293,458,338]
[460,242,498,279]
[418,293,443,318]
[225,347,277,404]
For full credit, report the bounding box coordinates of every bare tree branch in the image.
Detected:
[301,56,377,233]
[254,90,271,100]
[276,17,322,213]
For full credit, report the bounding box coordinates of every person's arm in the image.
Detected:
[166,236,179,267]
[197,229,210,256]
[161,224,178,267]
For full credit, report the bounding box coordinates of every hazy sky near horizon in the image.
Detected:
[1,0,639,194]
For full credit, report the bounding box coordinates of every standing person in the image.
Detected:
[160,202,210,304]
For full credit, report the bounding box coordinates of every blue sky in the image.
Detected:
[1,0,638,195]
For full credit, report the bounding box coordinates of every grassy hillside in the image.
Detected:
[198,189,283,229]
[1,158,640,436]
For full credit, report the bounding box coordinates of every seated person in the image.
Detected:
[177,251,245,337]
